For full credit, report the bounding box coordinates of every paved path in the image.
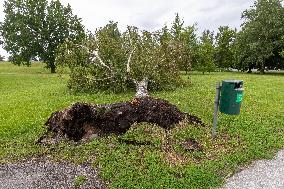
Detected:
[223,150,284,189]
[0,158,106,189]
[1,150,284,189]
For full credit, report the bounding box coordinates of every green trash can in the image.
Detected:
[219,80,244,115]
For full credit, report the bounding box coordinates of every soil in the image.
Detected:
[181,138,203,152]
[40,97,204,142]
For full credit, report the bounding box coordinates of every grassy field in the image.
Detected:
[0,62,283,188]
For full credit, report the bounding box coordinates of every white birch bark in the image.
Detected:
[135,78,149,98]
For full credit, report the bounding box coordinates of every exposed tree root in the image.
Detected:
[40,97,204,142]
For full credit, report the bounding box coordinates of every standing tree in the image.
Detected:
[195,30,216,74]
[236,0,284,73]
[56,22,182,95]
[180,25,199,74]
[0,0,85,73]
[215,26,236,70]
[170,13,186,72]
[170,13,198,73]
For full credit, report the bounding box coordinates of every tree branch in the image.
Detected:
[84,75,115,82]
[77,43,115,74]
[126,48,135,74]
[90,49,113,73]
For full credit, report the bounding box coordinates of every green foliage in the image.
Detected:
[0,0,85,73]
[195,30,216,73]
[281,50,284,58]
[56,22,182,93]
[0,55,4,61]
[235,0,284,73]
[73,175,87,188]
[57,22,127,92]
[170,14,198,73]
[215,26,237,70]
[281,36,284,58]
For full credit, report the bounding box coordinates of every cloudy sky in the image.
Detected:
[0,0,254,58]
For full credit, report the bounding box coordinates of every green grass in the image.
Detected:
[0,61,283,188]
[73,175,87,188]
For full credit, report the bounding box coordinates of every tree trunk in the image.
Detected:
[48,60,56,73]
[247,67,252,73]
[42,97,204,142]
[259,63,265,74]
[135,79,149,98]
[259,68,265,74]
[50,67,56,73]
[259,61,265,75]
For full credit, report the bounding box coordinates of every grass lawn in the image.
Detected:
[0,62,283,188]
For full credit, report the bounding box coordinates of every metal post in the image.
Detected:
[212,82,221,139]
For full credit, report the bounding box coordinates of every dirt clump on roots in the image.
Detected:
[40,97,204,143]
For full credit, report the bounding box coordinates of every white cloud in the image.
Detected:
[0,0,254,57]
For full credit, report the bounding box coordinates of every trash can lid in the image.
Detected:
[222,80,243,84]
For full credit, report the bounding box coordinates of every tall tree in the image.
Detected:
[236,0,284,73]
[170,13,198,73]
[233,30,255,72]
[195,30,216,74]
[215,26,237,70]
[180,25,199,74]
[171,13,184,40]
[170,13,185,71]
[0,0,85,73]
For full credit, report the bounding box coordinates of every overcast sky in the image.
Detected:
[0,0,254,58]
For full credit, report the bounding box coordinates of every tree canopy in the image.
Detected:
[170,14,198,73]
[215,26,236,70]
[235,0,284,73]
[195,30,216,74]
[56,22,182,94]
[0,0,85,73]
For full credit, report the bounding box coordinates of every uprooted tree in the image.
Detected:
[39,21,204,143]
[43,97,204,142]
[56,21,182,95]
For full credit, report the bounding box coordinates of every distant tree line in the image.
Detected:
[169,0,284,74]
[0,0,283,80]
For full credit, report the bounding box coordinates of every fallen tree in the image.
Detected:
[56,22,183,94]
[43,22,202,143]
[42,97,203,142]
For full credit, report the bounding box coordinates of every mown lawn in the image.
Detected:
[0,62,283,188]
